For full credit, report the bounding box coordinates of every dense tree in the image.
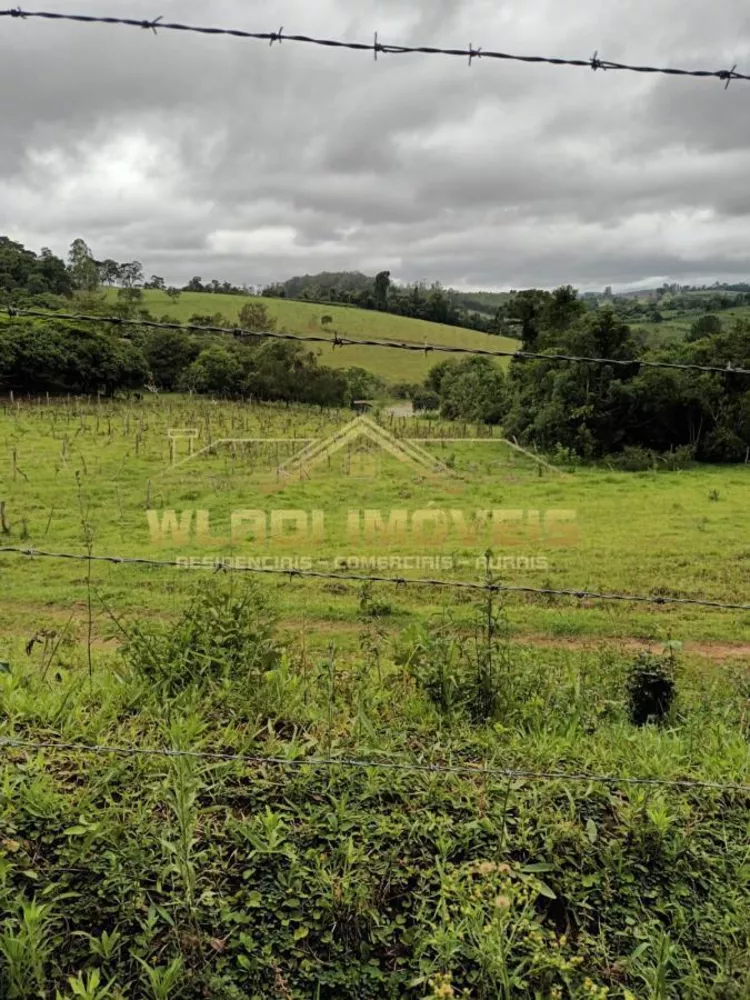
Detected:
[98,258,122,286]
[178,338,351,406]
[437,356,507,424]
[506,289,552,350]
[0,238,73,297]
[238,301,276,333]
[501,306,750,463]
[344,366,385,400]
[687,314,722,342]
[0,320,148,394]
[181,345,244,396]
[119,261,144,289]
[143,329,201,390]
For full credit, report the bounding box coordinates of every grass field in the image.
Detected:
[2,394,750,997]
[104,289,520,384]
[635,304,750,345]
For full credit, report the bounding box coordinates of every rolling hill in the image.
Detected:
[112,289,520,383]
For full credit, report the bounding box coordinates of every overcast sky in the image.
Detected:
[2,0,750,291]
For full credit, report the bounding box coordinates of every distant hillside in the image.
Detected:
[104,288,520,384]
[449,290,511,315]
[279,271,373,298]
[276,271,510,315]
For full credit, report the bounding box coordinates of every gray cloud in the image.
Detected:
[3,0,750,291]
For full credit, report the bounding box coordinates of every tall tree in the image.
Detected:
[98,259,122,287]
[68,238,99,292]
[374,270,391,310]
[120,261,144,289]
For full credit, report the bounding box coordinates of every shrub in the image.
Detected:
[626,652,676,726]
[660,444,695,471]
[610,446,656,472]
[121,579,280,694]
[411,388,440,412]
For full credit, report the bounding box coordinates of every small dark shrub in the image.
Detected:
[627,653,676,726]
[610,446,656,472]
[661,445,695,471]
[412,389,440,412]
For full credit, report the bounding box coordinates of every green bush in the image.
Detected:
[121,579,280,694]
[627,653,676,726]
[610,446,656,472]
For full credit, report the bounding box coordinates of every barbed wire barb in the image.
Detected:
[141,14,161,34]
[723,63,738,89]
[0,9,747,87]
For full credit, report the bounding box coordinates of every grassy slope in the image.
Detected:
[114,289,519,383]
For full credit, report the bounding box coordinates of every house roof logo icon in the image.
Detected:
[162,414,454,488]
[278,415,452,480]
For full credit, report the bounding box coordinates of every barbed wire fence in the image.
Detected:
[2,737,748,793]
[2,318,750,794]
[0,8,746,88]
[2,10,750,805]
[1,546,749,612]
[9,309,750,376]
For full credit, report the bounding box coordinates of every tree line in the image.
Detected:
[0,296,384,407]
[260,270,511,335]
[410,287,750,464]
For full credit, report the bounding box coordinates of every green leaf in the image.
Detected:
[536,880,557,900]
[630,941,651,961]
[586,818,598,844]
[293,925,309,941]
[522,862,554,873]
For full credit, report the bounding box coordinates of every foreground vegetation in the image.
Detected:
[2,235,750,996]
[2,570,750,999]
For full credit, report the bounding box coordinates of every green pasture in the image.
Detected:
[104,289,519,383]
[2,394,749,649]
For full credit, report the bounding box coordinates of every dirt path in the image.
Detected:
[4,605,749,663]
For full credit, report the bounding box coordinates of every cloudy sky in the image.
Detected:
[2,0,750,291]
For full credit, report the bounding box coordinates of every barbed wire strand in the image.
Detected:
[1,737,748,792]
[0,9,746,87]
[1,546,748,611]
[9,309,750,377]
